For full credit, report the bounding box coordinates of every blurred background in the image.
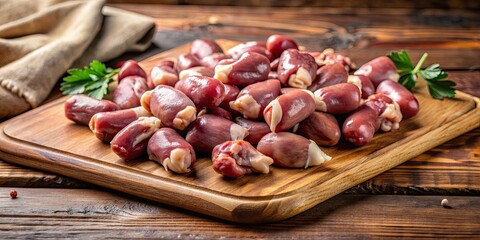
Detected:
[105,0,479,72]
[105,0,479,9]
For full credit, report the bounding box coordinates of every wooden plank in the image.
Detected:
[111,4,480,69]
[106,0,178,4]
[183,0,480,9]
[347,128,480,195]
[445,71,480,97]
[0,161,91,188]
[1,188,479,238]
[0,40,479,223]
[110,4,480,17]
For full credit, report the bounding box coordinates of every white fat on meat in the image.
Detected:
[229,123,249,141]
[247,151,273,174]
[140,90,153,113]
[267,99,283,132]
[88,117,97,132]
[303,89,315,99]
[291,123,300,133]
[229,141,273,174]
[162,148,192,173]
[132,117,162,147]
[151,68,177,86]
[229,94,261,119]
[354,65,372,77]
[388,71,400,82]
[379,101,402,132]
[313,53,326,66]
[179,69,201,81]
[196,108,207,118]
[323,48,335,54]
[213,64,233,84]
[288,67,313,89]
[347,75,363,95]
[173,106,196,130]
[313,90,327,112]
[381,121,393,132]
[305,140,332,168]
[132,106,152,117]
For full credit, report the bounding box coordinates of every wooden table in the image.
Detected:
[1,4,479,238]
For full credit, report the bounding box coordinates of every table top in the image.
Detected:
[1,4,479,238]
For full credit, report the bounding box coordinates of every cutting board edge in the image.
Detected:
[0,129,277,223]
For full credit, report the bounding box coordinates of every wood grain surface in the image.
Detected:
[0,40,479,223]
[1,188,479,238]
[106,0,480,9]
[1,3,479,237]
[113,5,480,70]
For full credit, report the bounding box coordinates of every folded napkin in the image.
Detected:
[0,0,155,119]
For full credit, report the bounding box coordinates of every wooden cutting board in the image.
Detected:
[0,40,479,223]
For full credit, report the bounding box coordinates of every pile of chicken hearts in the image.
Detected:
[65,34,419,179]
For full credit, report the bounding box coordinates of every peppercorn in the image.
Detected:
[441,199,451,208]
[10,190,17,199]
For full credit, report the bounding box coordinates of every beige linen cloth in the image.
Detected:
[0,0,155,119]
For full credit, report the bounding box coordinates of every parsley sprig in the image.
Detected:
[387,50,456,100]
[60,60,119,100]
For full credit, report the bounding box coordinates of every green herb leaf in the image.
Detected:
[386,50,414,73]
[426,78,456,100]
[63,69,91,82]
[87,81,109,100]
[90,60,107,75]
[387,50,456,100]
[419,64,448,80]
[61,60,119,99]
[398,73,417,91]
[85,79,107,91]
[60,81,86,95]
